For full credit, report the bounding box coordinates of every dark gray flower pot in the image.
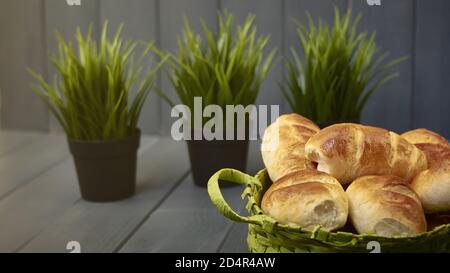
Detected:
[187,139,249,187]
[68,130,141,202]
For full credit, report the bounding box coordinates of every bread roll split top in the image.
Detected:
[262,170,348,231]
[412,161,450,214]
[410,141,450,214]
[401,128,450,214]
[401,128,450,147]
[261,114,320,182]
[305,123,428,184]
[347,175,427,237]
[414,143,450,169]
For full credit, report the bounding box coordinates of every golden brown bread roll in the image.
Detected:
[346,175,427,237]
[261,114,320,182]
[406,131,450,213]
[305,123,428,184]
[414,143,450,168]
[261,170,348,231]
[410,143,450,213]
[401,128,450,147]
[411,161,450,213]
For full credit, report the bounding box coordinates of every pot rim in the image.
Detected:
[67,128,141,145]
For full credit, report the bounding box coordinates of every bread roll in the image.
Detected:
[305,123,428,184]
[261,170,348,231]
[401,128,450,147]
[261,114,320,182]
[411,159,450,214]
[346,175,427,237]
[415,143,450,168]
[409,140,450,213]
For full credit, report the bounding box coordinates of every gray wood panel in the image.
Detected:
[99,0,161,135]
[0,131,41,158]
[413,0,450,138]
[283,0,349,114]
[0,158,79,252]
[219,223,249,253]
[20,138,190,253]
[158,0,219,135]
[0,0,49,131]
[352,0,414,133]
[2,0,449,139]
[221,0,285,114]
[120,137,263,253]
[119,175,244,253]
[0,134,70,200]
[44,0,101,132]
[0,136,155,252]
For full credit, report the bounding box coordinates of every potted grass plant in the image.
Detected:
[280,9,407,128]
[157,12,276,187]
[29,23,166,202]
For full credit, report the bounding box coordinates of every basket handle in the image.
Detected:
[208,168,276,227]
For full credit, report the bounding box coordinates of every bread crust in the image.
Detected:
[405,132,450,213]
[414,143,450,169]
[346,175,427,237]
[411,160,450,213]
[305,123,428,184]
[402,128,450,147]
[261,114,320,182]
[261,170,348,231]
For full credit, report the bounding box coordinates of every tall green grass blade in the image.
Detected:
[29,22,166,141]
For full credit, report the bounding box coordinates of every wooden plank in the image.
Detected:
[220,0,285,113]
[44,0,101,132]
[219,223,249,253]
[99,0,161,135]
[0,0,49,131]
[19,138,190,253]
[0,131,42,158]
[0,158,79,252]
[283,0,348,114]
[120,207,236,253]
[0,134,70,200]
[120,138,263,253]
[351,0,414,133]
[413,0,450,138]
[0,136,155,252]
[119,175,244,253]
[158,0,219,135]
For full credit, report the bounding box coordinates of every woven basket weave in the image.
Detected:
[208,168,450,253]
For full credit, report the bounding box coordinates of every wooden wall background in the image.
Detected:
[0,0,449,137]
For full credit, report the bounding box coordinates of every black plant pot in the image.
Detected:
[187,139,249,187]
[68,130,141,202]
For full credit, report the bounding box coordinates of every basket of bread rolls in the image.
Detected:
[208,114,450,253]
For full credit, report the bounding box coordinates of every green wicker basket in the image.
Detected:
[208,168,450,253]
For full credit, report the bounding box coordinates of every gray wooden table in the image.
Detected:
[0,130,263,253]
